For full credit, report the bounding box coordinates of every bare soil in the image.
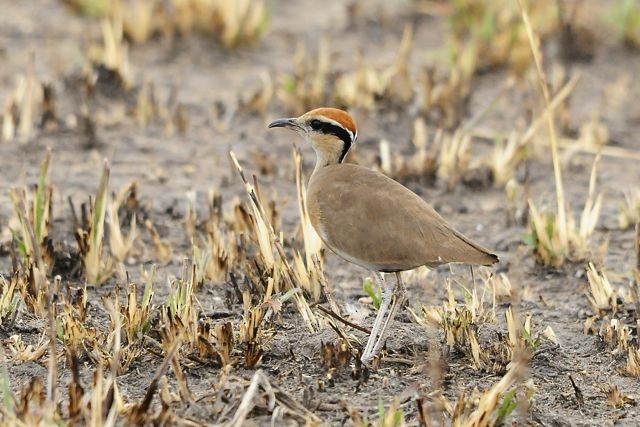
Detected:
[1,0,640,425]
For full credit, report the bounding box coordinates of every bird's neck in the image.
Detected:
[310,137,344,174]
[313,152,341,174]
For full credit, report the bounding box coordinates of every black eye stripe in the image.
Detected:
[308,119,353,163]
[309,121,351,143]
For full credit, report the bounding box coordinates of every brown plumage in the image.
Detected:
[307,164,497,272]
[268,107,498,363]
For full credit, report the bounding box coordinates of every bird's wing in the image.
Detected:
[307,164,497,271]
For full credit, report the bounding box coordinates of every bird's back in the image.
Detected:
[307,164,498,272]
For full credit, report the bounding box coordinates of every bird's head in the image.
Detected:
[268,108,358,166]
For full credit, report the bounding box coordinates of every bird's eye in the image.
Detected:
[309,119,324,131]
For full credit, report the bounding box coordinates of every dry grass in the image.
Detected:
[66,0,269,49]
[229,151,321,332]
[87,9,131,89]
[413,271,543,373]
[448,0,558,74]
[583,262,640,378]
[2,0,640,424]
[515,2,604,268]
[618,188,640,230]
[9,151,53,271]
[1,54,48,143]
[73,160,113,284]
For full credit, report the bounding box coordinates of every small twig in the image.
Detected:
[68,196,79,230]
[274,388,321,424]
[314,304,371,334]
[131,338,181,419]
[227,370,275,427]
[46,275,59,403]
[568,375,584,406]
[326,320,353,345]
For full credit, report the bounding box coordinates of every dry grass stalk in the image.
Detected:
[526,155,602,267]
[66,0,270,49]
[239,283,273,368]
[333,55,383,110]
[75,160,113,284]
[448,0,559,74]
[0,275,19,327]
[278,38,331,113]
[121,0,156,44]
[1,54,44,143]
[505,306,539,356]
[164,262,200,348]
[227,370,275,426]
[122,269,156,345]
[230,151,320,332]
[482,270,517,305]
[505,179,527,226]
[107,182,138,263]
[144,219,172,263]
[618,188,640,230]
[197,320,234,366]
[133,81,158,127]
[192,192,247,285]
[624,347,640,376]
[383,25,414,107]
[389,119,441,183]
[586,263,617,316]
[518,0,566,238]
[211,0,268,48]
[280,27,417,113]
[335,25,414,111]
[451,356,528,426]
[293,148,324,302]
[17,266,50,318]
[9,150,53,271]
[413,277,495,369]
[127,338,181,424]
[0,374,60,425]
[517,0,605,268]
[227,369,321,426]
[184,190,197,239]
[489,132,524,187]
[161,260,236,371]
[475,75,578,188]
[437,131,472,191]
[598,318,632,353]
[88,7,132,88]
[414,271,543,374]
[605,384,636,408]
[418,42,476,129]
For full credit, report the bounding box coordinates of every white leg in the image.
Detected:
[361,272,406,364]
[361,272,392,361]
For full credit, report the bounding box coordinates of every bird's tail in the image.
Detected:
[451,229,499,266]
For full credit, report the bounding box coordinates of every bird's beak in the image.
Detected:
[268,117,302,130]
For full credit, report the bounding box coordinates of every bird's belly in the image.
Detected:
[319,229,422,272]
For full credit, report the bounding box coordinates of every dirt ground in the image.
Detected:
[1,0,640,425]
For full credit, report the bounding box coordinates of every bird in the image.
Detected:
[268,107,498,364]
